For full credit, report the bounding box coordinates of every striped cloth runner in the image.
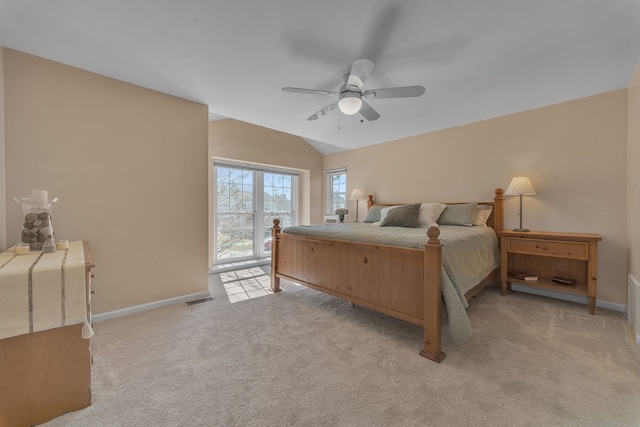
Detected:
[0,240,91,340]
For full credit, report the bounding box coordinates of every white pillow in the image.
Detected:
[379,205,402,224]
[473,204,493,227]
[419,203,447,227]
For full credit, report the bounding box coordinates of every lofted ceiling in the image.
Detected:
[1,1,639,155]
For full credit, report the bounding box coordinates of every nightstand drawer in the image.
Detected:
[507,238,588,260]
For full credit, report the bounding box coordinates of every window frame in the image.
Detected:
[213,160,298,264]
[325,168,347,215]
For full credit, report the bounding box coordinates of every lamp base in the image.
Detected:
[512,228,530,232]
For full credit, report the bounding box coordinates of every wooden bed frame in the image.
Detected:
[270,189,504,362]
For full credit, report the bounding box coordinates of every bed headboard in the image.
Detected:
[366,188,504,232]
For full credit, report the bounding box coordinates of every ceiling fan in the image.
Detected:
[282,59,426,121]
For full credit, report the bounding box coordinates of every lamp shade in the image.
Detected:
[350,188,366,200]
[505,177,536,195]
[338,93,363,115]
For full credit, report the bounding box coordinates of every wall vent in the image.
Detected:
[185,297,214,306]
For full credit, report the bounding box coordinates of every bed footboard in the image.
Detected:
[269,220,446,362]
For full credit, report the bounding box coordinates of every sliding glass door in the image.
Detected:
[215,167,255,261]
[214,162,297,263]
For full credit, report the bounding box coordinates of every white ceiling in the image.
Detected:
[1,1,639,155]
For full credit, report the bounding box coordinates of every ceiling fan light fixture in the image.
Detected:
[283,59,424,122]
[338,92,362,115]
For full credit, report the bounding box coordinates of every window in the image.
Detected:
[214,161,297,263]
[326,168,347,214]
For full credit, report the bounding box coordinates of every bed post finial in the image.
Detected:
[366,194,374,210]
[493,188,504,233]
[426,226,440,245]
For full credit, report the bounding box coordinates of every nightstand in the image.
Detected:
[324,214,348,224]
[498,230,602,314]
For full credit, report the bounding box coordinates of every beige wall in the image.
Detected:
[0,46,6,251]
[326,90,628,305]
[1,46,634,311]
[629,65,640,283]
[208,119,323,264]
[3,49,209,314]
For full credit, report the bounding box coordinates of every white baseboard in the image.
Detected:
[629,274,640,346]
[511,284,626,313]
[92,291,211,323]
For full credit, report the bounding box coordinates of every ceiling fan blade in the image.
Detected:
[359,101,380,121]
[282,87,338,96]
[307,101,339,121]
[346,58,375,90]
[363,85,425,99]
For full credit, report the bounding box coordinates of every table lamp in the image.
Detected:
[350,188,366,222]
[505,177,536,232]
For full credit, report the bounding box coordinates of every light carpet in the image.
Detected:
[42,267,640,426]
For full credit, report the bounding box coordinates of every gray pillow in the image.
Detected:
[437,203,478,226]
[363,205,384,223]
[380,203,421,228]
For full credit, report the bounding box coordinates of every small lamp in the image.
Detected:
[350,188,366,222]
[505,177,536,232]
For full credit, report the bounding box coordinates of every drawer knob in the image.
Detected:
[363,257,368,264]
[541,245,548,250]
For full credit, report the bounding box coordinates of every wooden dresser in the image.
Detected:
[499,230,601,314]
[0,241,95,427]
